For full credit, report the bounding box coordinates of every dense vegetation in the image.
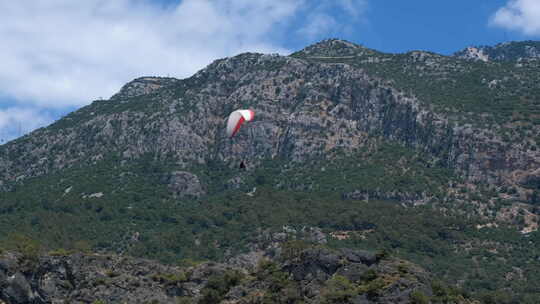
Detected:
[1,144,539,302]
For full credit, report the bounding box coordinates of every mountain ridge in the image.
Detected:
[454,40,540,62]
[1,38,540,302]
[2,39,538,197]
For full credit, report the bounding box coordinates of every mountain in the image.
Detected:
[1,39,539,302]
[454,40,540,62]
[2,40,539,190]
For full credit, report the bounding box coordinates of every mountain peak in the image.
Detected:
[454,40,540,61]
[310,38,362,49]
[291,38,376,58]
[453,46,490,62]
[110,76,180,100]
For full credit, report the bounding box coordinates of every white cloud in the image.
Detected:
[338,0,368,19]
[490,0,540,36]
[298,14,338,39]
[0,107,55,143]
[0,0,306,108]
[0,0,369,141]
[297,0,368,39]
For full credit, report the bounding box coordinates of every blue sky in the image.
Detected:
[346,0,522,54]
[271,0,530,55]
[1,0,539,143]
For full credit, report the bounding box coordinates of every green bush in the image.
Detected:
[199,270,244,304]
[5,233,41,267]
[410,290,430,304]
[281,240,310,261]
[49,248,72,256]
[152,272,188,284]
[322,275,357,303]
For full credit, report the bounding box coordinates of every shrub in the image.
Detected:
[5,233,41,267]
[73,240,92,253]
[199,270,244,304]
[49,248,72,256]
[152,272,188,284]
[410,290,430,304]
[281,240,310,261]
[322,275,356,303]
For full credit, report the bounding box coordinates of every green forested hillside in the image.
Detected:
[1,145,539,302]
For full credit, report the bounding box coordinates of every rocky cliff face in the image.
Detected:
[453,47,490,62]
[0,241,470,304]
[454,41,540,61]
[1,40,538,203]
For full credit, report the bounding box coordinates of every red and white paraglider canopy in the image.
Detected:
[226,109,255,138]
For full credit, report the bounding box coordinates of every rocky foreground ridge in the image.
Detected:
[0,239,473,304]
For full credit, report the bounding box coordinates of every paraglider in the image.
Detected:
[226,109,255,169]
[226,109,255,138]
